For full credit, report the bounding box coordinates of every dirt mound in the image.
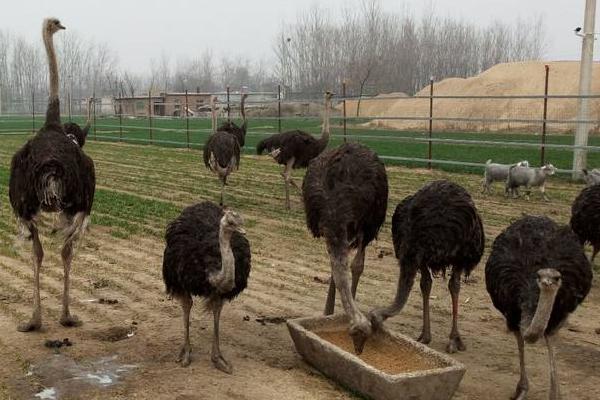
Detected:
[344,61,600,132]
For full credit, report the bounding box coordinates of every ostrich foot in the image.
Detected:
[17,318,42,332]
[510,382,528,400]
[59,314,82,327]
[212,354,233,374]
[417,331,431,344]
[176,344,191,367]
[446,335,466,353]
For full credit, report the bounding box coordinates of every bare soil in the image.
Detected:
[315,330,442,374]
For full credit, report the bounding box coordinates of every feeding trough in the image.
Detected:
[287,314,465,400]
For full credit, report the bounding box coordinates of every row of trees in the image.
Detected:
[0,1,546,114]
[275,0,546,97]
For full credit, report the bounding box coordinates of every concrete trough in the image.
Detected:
[287,314,465,400]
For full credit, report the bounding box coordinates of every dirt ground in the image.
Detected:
[0,140,599,400]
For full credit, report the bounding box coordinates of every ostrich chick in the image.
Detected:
[163,202,251,373]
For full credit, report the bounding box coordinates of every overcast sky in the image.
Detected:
[0,0,594,73]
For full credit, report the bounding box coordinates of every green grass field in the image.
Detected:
[1,114,599,174]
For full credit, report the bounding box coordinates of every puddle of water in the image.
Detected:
[30,354,137,399]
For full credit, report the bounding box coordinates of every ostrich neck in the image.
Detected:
[214,226,236,292]
[522,287,559,341]
[44,31,59,100]
[318,99,330,150]
[241,96,247,126]
[211,106,217,134]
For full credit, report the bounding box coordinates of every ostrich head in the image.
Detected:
[324,91,335,101]
[220,209,246,235]
[43,18,66,35]
[536,268,562,292]
[349,314,372,354]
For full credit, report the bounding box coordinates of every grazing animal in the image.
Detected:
[303,142,388,354]
[203,97,241,205]
[368,180,484,353]
[9,18,96,331]
[506,163,556,201]
[485,216,591,400]
[571,183,600,262]
[582,168,600,186]
[482,159,529,194]
[63,97,92,147]
[163,202,250,373]
[257,91,333,209]
[218,93,248,147]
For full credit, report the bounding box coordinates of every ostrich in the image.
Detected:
[368,180,484,353]
[485,215,592,400]
[302,142,388,353]
[257,91,333,209]
[8,18,96,331]
[203,96,241,206]
[218,93,248,147]
[63,97,92,147]
[163,201,250,373]
[571,183,600,262]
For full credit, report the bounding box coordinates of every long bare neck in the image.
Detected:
[319,97,331,147]
[211,102,217,134]
[241,95,247,130]
[522,287,559,342]
[43,29,59,101]
[216,225,236,291]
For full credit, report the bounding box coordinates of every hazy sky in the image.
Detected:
[0,0,594,73]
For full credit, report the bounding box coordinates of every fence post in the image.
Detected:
[428,77,434,169]
[185,89,190,149]
[32,90,35,134]
[92,91,97,141]
[226,86,231,122]
[118,94,123,143]
[541,65,550,165]
[342,81,347,143]
[277,84,282,133]
[148,90,153,144]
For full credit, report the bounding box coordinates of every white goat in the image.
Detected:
[482,159,529,194]
[505,163,556,201]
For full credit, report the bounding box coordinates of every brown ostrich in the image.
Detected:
[203,96,240,205]
[218,93,248,148]
[8,18,96,331]
[302,142,388,353]
[257,91,333,209]
[486,216,592,399]
[63,97,92,147]
[571,183,600,262]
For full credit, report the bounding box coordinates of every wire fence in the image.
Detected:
[2,78,600,176]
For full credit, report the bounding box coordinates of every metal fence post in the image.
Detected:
[185,89,190,149]
[428,77,434,169]
[118,94,123,142]
[32,90,35,134]
[342,81,347,143]
[541,65,550,165]
[148,90,153,144]
[277,84,282,133]
[92,91,97,141]
[226,86,231,122]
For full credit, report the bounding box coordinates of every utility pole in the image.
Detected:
[0,84,3,116]
[573,0,596,179]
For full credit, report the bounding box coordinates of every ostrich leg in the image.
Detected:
[350,237,365,298]
[417,269,433,344]
[511,332,529,400]
[176,294,193,367]
[211,298,233,374]
[368,264,418,331]
[18,223,43,332]
[446,269,466,353]
[324,278,336,315]
[59,213,85,327]
[545,335,561,400]
[282,157,296,210]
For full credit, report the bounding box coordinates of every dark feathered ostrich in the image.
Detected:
[485,216,592,400]
[163,201,250,373]
[257,91,333,209]
[218,93,248,147]
[203,96,241,205]
[9,18,96,332]
[303,142,388,353]
[571,184,600,262]
[368,180,484,353]
[63,97,92,147]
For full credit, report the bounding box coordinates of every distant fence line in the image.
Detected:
[2,84,600,175]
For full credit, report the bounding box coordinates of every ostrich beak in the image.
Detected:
[235,226,246,235]
[350,331,368,355]
[57,23,66,30]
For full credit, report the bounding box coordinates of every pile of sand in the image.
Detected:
[344,61,600,133]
